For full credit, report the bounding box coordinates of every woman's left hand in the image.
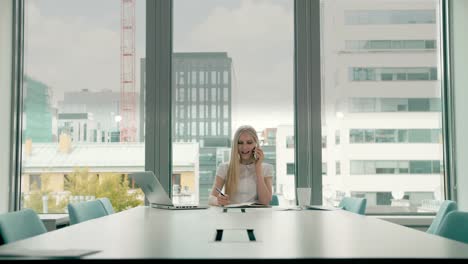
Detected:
[254,147,264,164]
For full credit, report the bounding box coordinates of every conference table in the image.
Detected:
[1,205,468,259]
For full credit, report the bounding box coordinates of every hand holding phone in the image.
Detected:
[253,144,259,160]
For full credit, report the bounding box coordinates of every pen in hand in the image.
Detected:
[215,187,231,207]
[215,187,226,197]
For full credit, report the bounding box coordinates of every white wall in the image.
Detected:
[0,0,13,213]
[452,0,468,210]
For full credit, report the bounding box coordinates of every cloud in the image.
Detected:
[24,2,121,103]
[25,0,294,131]
[175,0,295,130]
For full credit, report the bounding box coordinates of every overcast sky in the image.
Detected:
[25,0,294,133]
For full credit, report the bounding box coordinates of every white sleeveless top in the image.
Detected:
[215,162,274,204]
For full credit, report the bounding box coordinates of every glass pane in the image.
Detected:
[381,98,407,112]
[286,163,295,175]
[350,161,364,175]
[173,0,294,206]
[410,161,433,174]
[21,0,146,213]
[350,129,364,143]
[371,40,391,49]
[321,0,444,214]
[408,129,431,143]
[408,98,430,111]
[425,40,436,49]
[375,130,397,143]
[364,129,375,143]
[375,161,397,174]
[286,136,295,148]
[398,161,410,174]
[398,130,408,142]
[349,98,376,112]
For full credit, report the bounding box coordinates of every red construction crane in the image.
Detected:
[120,0,136,142]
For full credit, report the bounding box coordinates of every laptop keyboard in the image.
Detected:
[175,205,197,208]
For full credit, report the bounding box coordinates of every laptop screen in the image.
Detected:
[129,171,174,206]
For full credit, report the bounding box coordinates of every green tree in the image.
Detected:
[64,168,143,212]
[24,168,144,214]
[23,173,69,213]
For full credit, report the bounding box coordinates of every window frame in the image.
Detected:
[8,0,455,212]
[8,0,24,211]
[148,0,322,205]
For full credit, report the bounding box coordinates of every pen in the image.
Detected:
[215,187,226,197]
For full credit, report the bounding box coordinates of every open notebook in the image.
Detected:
[224,202,271,208]
[303,205,342,211]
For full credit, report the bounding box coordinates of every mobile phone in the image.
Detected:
[253,144,258,160]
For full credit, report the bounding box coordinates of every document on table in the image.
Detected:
[0,248,101,259]
[303,205,342,211]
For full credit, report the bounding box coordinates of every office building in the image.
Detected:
[140,53,233,204]
[23,76,53,143]
[273,0,442,211]
[174,53,232,204]
[172,52,232,144]
[57,113,99,143]
[58,89,136,143]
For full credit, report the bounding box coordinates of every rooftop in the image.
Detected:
[22,142,199,174]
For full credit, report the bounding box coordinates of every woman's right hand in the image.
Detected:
[217,194,230,206]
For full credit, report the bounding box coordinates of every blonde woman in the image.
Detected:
[208,125,273,206]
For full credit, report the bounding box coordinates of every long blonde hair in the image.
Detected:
[224,125,259,197]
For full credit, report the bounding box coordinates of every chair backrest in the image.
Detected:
[98,197,115,214]
[426,200,457,234]
[270,194,279,206]
[68,200,108,225]
[338,197,367,215]
[435,211,468,244]
[0,208,47,245]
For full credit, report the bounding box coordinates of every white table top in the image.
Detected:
[1,206,468,259]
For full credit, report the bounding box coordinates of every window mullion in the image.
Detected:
[295,0,322,205]
[145,0,173,196]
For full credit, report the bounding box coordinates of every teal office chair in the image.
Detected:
[435,211,468,244]
[338,197,367,215]
[68,200,109,225]
[270,194,279,206]
[98,197,115,214]
[426,200,457,234]
[0,208,47,245]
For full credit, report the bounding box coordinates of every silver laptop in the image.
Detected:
[129,171,208,210]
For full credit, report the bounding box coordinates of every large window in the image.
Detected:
[321,0,444,214]
[21,0,146,213]
[172,0,295,206]
[15,0,449,216]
